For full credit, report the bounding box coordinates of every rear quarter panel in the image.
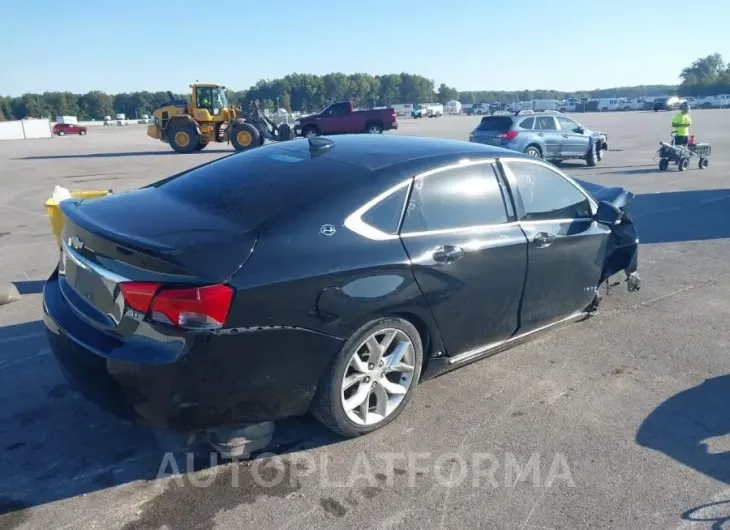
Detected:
[227,174,442,349]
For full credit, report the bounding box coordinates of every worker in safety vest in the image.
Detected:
[672,101,692,146]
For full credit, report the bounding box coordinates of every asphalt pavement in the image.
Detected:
[1,111,730,530]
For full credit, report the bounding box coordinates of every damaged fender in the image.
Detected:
[575,179,640,289]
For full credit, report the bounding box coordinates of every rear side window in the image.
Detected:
[518,117,534,129]
[153,146,366,228]
[361,186,409,235]
[534,117,557,131]
[401,164,508,233]
[476,117,513,132]
[506,161,592,221]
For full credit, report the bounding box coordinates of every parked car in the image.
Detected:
[43,135,640,448]
[468,110,609,166]
[294,102,397,137]
[53,123,87,136]
[653,96,682,111]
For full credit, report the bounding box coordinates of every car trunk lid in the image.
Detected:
[471,116,514,145]
[57,189,257,330]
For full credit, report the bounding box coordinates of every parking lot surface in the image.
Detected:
[1,111,730,530]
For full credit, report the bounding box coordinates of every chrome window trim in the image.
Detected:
[344,158,504,241]
[344,156,598,242]
[343,179,411,241]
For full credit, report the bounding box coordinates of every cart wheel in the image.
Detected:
[678,158,689,171]
[699,157,709,169]
[659,158,669,171]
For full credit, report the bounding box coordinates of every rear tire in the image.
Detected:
[524,145,542,158]
[659,158,669,171]
[366,122,383,134]
[678,158,689,171]
[168,123,200,154]
[230,123,260,151]
[311,317,423,437]
[699,157,709,169]
[58,130,65,136]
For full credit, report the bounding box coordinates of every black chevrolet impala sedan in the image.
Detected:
[43,134,640,443]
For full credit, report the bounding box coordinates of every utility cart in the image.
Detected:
[657,132,711,171]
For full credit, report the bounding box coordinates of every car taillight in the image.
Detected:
[496,131,519,140]
[391,109,396,118]
[120,282,234,329]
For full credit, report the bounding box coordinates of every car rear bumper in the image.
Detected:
[43,272,344,432]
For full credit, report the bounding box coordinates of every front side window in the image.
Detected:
[401,164,508,233]
[506,161,593,222]
[556,116,580,133]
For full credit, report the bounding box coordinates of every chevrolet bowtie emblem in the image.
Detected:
[68,235,84,250]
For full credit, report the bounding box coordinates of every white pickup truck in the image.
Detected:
[698,95,730,108]
[411,103,443,118]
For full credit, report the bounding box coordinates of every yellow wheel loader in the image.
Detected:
[147,83,293,153]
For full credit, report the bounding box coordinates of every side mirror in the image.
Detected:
[576,126,585,134]
[595,200,622,225]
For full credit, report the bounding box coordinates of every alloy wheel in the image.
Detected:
[340,328,416,426]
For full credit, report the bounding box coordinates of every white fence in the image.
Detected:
[0,119,52,140]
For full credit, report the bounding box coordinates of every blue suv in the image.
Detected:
[468,110,608,166]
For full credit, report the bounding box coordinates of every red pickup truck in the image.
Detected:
[294,102,398,137]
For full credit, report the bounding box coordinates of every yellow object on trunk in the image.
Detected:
[45,190,112,248]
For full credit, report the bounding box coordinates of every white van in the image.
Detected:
[532,99,561,111]
[597,98,622,112]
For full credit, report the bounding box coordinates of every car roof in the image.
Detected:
[272,134,526,171]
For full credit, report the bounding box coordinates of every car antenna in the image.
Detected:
[308,137,335,151]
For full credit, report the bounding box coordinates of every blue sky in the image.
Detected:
[2,0,727,96]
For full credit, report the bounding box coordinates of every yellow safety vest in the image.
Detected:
[672,112,691,136]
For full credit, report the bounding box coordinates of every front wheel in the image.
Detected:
[659,158,669,171]
[699,157,709,169]
[79,129,87,136]
[277,123,292,141]
[585,144,598,167]
[230,122,260,151]
[311,318,423,437]
[678,158,689,171]
[302,126,320,138]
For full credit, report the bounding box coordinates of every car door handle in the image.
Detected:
[433,245,465,263]
[537,133,544,137]
[562,134,569,138]
[533,232,556,248]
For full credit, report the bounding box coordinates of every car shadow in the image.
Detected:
[17,150,233,160]
[0,320,343,520]
[681,500,730,529]
[628,188,730,244]
[636,374,730,485]
[560,161,656,170]
[606,168,661,175]
[12,280,45,295]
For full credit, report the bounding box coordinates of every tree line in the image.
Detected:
[1,53,728,121]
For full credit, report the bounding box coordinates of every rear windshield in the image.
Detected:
[151,145,365,226]
[476,116,513,132]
